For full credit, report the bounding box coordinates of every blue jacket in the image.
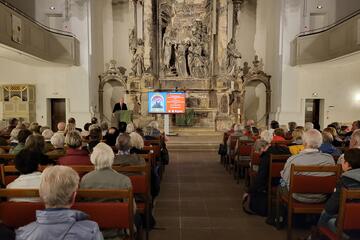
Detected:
[319,143,341,157]
[16,209,103,240]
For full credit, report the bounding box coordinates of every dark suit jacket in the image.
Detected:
[112,103,128,113]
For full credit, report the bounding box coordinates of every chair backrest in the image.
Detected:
[289,165,341,194]
[269,154,290,178]
[0,188,134,235]
[271,140,291,147]
[250,150,261,166]
[113,164,150,196]
[228,136,238,154]
[337,188,360,238]
[237,140,254,156]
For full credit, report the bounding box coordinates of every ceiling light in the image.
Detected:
[49,6,55,10]
[316,5,323,9]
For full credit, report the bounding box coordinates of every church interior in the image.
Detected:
[0,0,360,239]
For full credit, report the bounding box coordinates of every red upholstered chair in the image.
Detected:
[319,188,360,240]
[276,164,341,240]
[0,188,135,239]
[248,150,261,186]
[267,154,290,218]
[234,140,254,184]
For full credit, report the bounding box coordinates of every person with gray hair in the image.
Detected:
[42,129,54,152]
[144,121,161,139]
[304,122,314,131]
[47,133,66,155]
[16,165,103,240]
[337,129,360,164]
[280,129,335,203]
[114,134,145,166]
[126,123,145,153]
[58,131,91,165]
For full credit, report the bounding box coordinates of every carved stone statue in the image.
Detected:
[191,44,205,78]
[131,40,145,77]
[220,95,228,114]
[241,62,251,76]
[129,28,136,53]
[226,38,242,75]
[132,95,141,115]
[163,30,172,70]
[252,55,264,74]
[175,41,188,77]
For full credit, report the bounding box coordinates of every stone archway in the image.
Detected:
[98,60,127,122]
[241,70,271,126]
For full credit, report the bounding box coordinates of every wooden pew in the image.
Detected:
[0,188,135,239]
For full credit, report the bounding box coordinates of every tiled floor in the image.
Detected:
[150,150,308,240]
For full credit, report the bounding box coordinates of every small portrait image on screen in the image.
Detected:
[149,92,166,113]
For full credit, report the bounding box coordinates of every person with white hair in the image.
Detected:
[16,165,103,240]
[337,129,360,165]
[80,143,134,239]
[47,133,66,155]
[144,121,161,139]
[304,122,314,131]
[42,129,54,152]
[126,123,145,153]
[280,129,335,203]
[260,130,273,143]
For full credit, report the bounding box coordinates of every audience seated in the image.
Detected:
[118,122,128,135]
[114,134,145,166]
[9,129,32,155]
[126,123,146,154]
[304,122,314,132]
[28,122,40,134]
[9,123,25,146]
[100,121,108,138]
[319,132,341,157]
[0,118,18,137]
[285,122,297,140]
[68,117,82,132]
[20,135,55,166]
[47,133,66,155]
[104,127,119,146]
[81,122,91,139]
[6,151,42,202]
[344,120,360,139]
[144,121,161,139]
[41,129,54,152]
[58,131,91,165]
[288,129,304,155]
[280,129,335,203]
[272,128,286,142]
[80,143,135,239]
[64,123,76,136]
[269,120,279,135]
[338,129,360,164]
[323,127,343,147]
[15,165,103,240]
[56,122,66,135]
[308,149,360,239]
[244,138,290,216]
[87,125,102,153]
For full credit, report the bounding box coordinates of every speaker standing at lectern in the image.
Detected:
[112,97,128,113]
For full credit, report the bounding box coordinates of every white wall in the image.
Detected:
[113,1,131,71]
[235,0,256,64]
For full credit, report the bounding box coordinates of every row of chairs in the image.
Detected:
[0,188,136,239]
[0,163,151,240]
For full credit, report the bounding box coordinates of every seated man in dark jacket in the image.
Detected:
[243,139,290,216]
[315,148,360,238]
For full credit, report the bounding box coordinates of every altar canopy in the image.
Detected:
[98,0,271,131]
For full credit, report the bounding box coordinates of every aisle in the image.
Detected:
[150,151,291,240]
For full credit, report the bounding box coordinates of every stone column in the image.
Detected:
[143,0,153,72]
[217,0,228,75]
[232,0,243,37]
[129,0,137,40]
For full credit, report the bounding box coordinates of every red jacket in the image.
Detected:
[272,135,286,142]
[58,148,91,165]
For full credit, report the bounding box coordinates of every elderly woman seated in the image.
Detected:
[6,151,42,202]
[80,143,137,239]
[9,129,32,155]
[58,131,91,165]
[126,123,147,154]
[144,121,161,140]
[47,133,66,155]
[42,129,54,152]
[114,134,145,166]
[16,165,103,240]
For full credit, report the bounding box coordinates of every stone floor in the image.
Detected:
[150,150,308,240]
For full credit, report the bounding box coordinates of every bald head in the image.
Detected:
[57,122,66,132]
